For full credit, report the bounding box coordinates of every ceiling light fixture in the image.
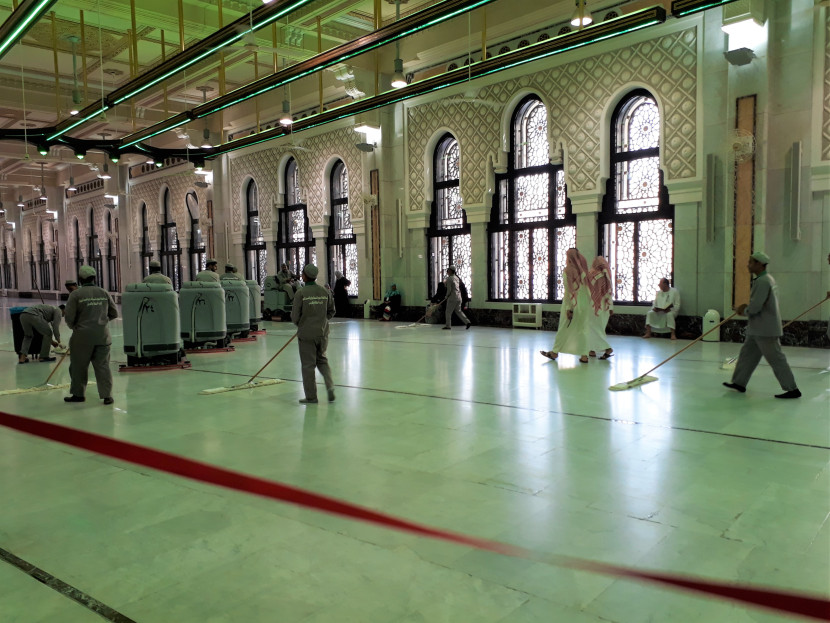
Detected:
[0,0,60,62]
[100,163,111,179]
[671,0,740,18]
[196,86,214,148]
[17,194,24,207]
[67,177,77,192]
[571,0,593,27]
[47,0,316,142]
[209,7,665,157]
[391,0,407,89]
[38,163,47,200]
[279,99,293,126]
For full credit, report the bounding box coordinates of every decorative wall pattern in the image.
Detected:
[66,193,111,261]
[229,125,364,235]
[128,171,209,251]
[22,213,55,258]
[823,15,830,161]
[406,28,698,210]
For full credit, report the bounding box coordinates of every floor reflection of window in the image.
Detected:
[600,90,674,303]
[489,96,574,302]
[428,134,472,297]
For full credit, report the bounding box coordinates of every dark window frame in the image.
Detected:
[243,179,267,288]
[275,158,316,277]
[327,160,358,296]
[159,188,182,290]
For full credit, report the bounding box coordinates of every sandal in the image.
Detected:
[588,351,597,357]
[579,356,589,363]
[599,350,614,360]
[540,350,558,361]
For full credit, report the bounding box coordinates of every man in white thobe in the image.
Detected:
[644,278,680,340]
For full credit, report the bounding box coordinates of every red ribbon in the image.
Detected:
[0,410,827,621]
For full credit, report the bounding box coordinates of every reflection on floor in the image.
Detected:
[0,297,828,622]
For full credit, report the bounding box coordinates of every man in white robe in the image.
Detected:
[644,278,680,340]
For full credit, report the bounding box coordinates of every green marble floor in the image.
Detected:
[0,299,828,622]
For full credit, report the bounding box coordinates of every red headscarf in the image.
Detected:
[563,248,589,302]
[588,256,612,314]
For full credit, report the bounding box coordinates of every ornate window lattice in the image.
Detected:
[74,218,83,280]
[88,208,103,288]
[244,179,267,289]
[328,160,357,295]
[428,134,472,297]
[140,203,152,278]
[599,90,674,303]
[51,227,59,291]
[488,96,574,302]
[36,222,50,291]
[160,189,182,290]
[106,212,118,292]
[276,158,316,276]
[186,192,205,280]
[28,231,36,290]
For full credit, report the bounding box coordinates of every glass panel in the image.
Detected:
[290,210,306,242]
[619,97,660,153]
[287,159,301,205]
[514,229,530,300]
[606,221,635,302]
[531,228,549,300]
[555,170,567,218]
[451,233,472,299]
[636,219,673,302]
[515,173,550,223]
[332,243,358,295]
[554,226,576,301]
[616,156,660,213]
[437,138,460,183]
[516,100,549,169]
[498,179,509,224]
[437,184,463,230]
[491,230,510,299]
[334,203,353,239]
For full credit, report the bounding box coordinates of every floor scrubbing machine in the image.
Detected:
[179,281,233,352]
[120,283,191,371]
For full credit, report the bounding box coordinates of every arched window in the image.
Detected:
[599,90,674,303]
[186,192,205,278]
[244,179,267,287]
[88,208,103,287]
[106,211,118,292]
[140,203,152,277]
[328,160,357,295]
[428,134,471,298]
[489,96,575,301]
[38,220,50,291]
[276,158,316,276]
[74,218,82,280]
[159,188,181,290]
[28,230,37,290]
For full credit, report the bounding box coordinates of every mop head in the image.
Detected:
[199,378,284,395]
[609,375,658,391]
[0,383,71,397]
[395,323,430,329]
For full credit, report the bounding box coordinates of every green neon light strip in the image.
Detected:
[672,0,737,17]
[121,117,191,149]
[47,107,107,141]
[0,0,54,57]
[209,9,663,157]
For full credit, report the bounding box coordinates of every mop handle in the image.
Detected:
[42,350,69,386]
[637,312,739,379]
[781,293,830,329]
[245,333,297,384]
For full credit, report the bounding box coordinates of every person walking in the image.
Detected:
[442,266,471,330]
[723,251,801,399]
[143,259,172,285]
[64,265,119,405]
[540,248,590,363]
[291,264,336,404]
[586,256,614,360]
[18,304,64,363]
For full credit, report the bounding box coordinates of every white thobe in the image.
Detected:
[645,288,680,331]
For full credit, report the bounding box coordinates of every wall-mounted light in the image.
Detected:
[75,150,85,160]
[722,0,765,56]
[104,193,118,206]
[46,209,58,220]
[38,145,49,156]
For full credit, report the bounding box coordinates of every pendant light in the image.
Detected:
[17,194,24,207]
[391,1,407,89]
[571,0,593,27]
[39,163,47,200]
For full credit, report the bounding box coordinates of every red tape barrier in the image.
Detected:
[0,410,827,621]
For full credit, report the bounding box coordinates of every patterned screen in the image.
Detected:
[329,161,358,295]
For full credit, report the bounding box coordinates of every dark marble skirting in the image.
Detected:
[380,305,830,349]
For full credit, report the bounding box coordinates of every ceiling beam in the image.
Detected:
[0,0,60,61]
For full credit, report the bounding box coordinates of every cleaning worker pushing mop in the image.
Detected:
[291,263,336,404]
[723,251,801,399]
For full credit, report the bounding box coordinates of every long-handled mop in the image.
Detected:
[199,333,296,395]
[0,350,72,396]
[609,313,738,391]
[721,293,830,369]
[396,298,447,329]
